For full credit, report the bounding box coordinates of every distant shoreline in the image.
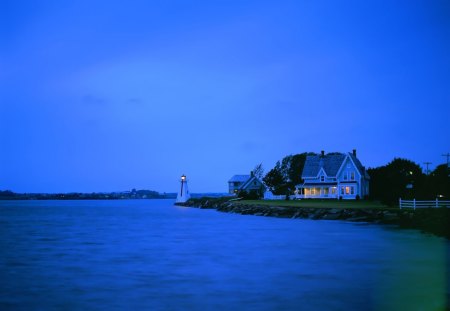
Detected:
[178,197,450,239]
[0,190,176,200]
[0,197,175,201]
[0,191,228,201]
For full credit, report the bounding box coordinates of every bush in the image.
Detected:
[238,190,261,200]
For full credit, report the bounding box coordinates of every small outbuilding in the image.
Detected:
[228,172,265,195]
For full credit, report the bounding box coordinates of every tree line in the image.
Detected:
[368,159,449,205]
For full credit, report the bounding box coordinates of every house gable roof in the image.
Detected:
[318,167,327,178]
[239,176,265,190]
[349,153,370,179]
[302,153,346,178]
[228,175,250,183]
[302,152,369,179]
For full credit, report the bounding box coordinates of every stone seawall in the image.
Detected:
[177,198,450,239]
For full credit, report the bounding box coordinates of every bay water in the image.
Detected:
[0,199,448,310]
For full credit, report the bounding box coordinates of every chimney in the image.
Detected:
[352,149,356,156]
[321,150,325,157]
[250,171,254,177]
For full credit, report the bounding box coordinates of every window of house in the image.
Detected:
[331,187,336,194]
[341,187,344,195]
[320,176,325,182]
[350,172,355,180]
[311,188,315,195]
[343,173,348,180]
[345,186,350,195]
[351,186,354,195]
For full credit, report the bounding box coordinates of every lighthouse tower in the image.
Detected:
[176,174,190,203]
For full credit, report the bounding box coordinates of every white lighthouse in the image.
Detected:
[175,174,190,203]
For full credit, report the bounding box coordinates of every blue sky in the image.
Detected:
[1,0,449,193]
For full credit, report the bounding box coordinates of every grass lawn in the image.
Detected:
[236,199,393,210]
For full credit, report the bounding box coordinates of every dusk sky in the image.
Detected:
[1,0,449,193]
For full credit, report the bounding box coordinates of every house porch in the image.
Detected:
[296,183,338,199]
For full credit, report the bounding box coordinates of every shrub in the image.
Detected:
[238,190,261,200]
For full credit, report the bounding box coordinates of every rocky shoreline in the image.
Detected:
[177,197,450,239]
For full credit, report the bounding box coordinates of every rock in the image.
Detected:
[346,216,369,222]
[322,213,340,220]
[183,197,450,239]
[382,212,399,222]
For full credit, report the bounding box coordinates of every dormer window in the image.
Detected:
[320,176,325,182]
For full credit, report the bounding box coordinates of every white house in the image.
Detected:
[296,150,370,200]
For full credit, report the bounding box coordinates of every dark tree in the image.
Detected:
[368,158,425,205]
[426,164,450,199]
[263,166,285,194]
[263,152,315,195]
[253,163,264,179]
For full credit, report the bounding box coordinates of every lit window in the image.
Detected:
[345,186,350,195]
[331,187,336,194]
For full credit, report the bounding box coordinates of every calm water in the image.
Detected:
[0,200,448,311]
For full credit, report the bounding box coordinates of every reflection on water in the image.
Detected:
[0,200,448,310]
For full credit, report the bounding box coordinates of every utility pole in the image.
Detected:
[442,153,450,177]
[442,153,450,168]
[423,162,432,175]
